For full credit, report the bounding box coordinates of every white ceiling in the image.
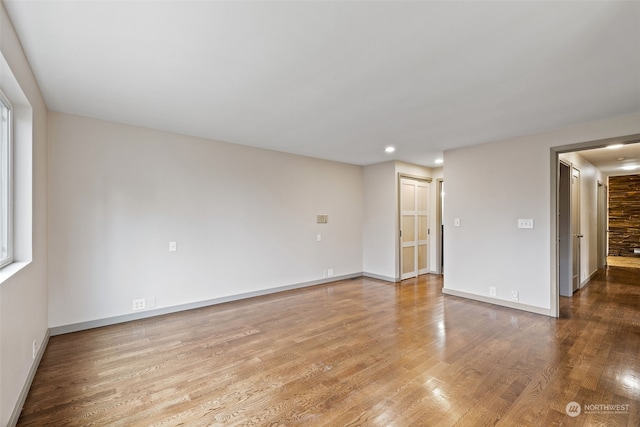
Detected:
[4,0,640,167]
[578,141,640,177]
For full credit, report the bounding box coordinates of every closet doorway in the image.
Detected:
[399,176,430,280]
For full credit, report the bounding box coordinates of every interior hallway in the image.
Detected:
[18,270,640,426]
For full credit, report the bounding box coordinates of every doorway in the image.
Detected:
[436,179,444,274]
[553,133,640,316]
[558,162,572,296]
[399,176,430,280]
[597,181,607,269]
[558,162,582,297]
[571,167,582,291]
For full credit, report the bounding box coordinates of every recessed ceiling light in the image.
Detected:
[607,144,624,149]
[621,165,639,171]
[435,158,443,164]
[385,146,395,153]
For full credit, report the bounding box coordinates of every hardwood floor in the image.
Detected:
[18,270,640,426]
[607,256,640,269]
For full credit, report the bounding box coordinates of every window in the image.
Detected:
[0,90,12,268]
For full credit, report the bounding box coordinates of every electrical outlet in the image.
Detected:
[327,268,334,277]
[169,241,177,252]
[489,287,496,297]
[133,299,146,310]
[32,340,37,360]
[511,291,519,301]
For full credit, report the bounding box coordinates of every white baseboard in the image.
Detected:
[50,273,363,336]
[580,269,599,287]
[8,329,50,427]
[362,272,398,282]
[442,288,554,317]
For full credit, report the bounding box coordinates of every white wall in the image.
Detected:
[47,112,364,328]
[559,151,604,283]
[0,3,48,425]
[443,112,640,315]
[362,161,397,280]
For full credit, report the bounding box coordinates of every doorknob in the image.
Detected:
[577,235,584,238]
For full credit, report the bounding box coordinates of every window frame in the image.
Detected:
[0,89,13,269]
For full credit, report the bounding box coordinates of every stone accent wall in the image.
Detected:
[609,174,640,256]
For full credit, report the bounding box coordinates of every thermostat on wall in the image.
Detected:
[317,214,328,224]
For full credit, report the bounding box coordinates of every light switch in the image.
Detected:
[454,218,461,227]
[518,219,534,229]
[316,233,322,242]
[169,241,177,252]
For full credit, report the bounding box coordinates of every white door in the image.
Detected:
[571,167,582,292]
[400,177,430,280]
[559,162,572,297]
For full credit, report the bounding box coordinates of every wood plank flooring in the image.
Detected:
[18,270,640,426]
[607,256,640,269]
